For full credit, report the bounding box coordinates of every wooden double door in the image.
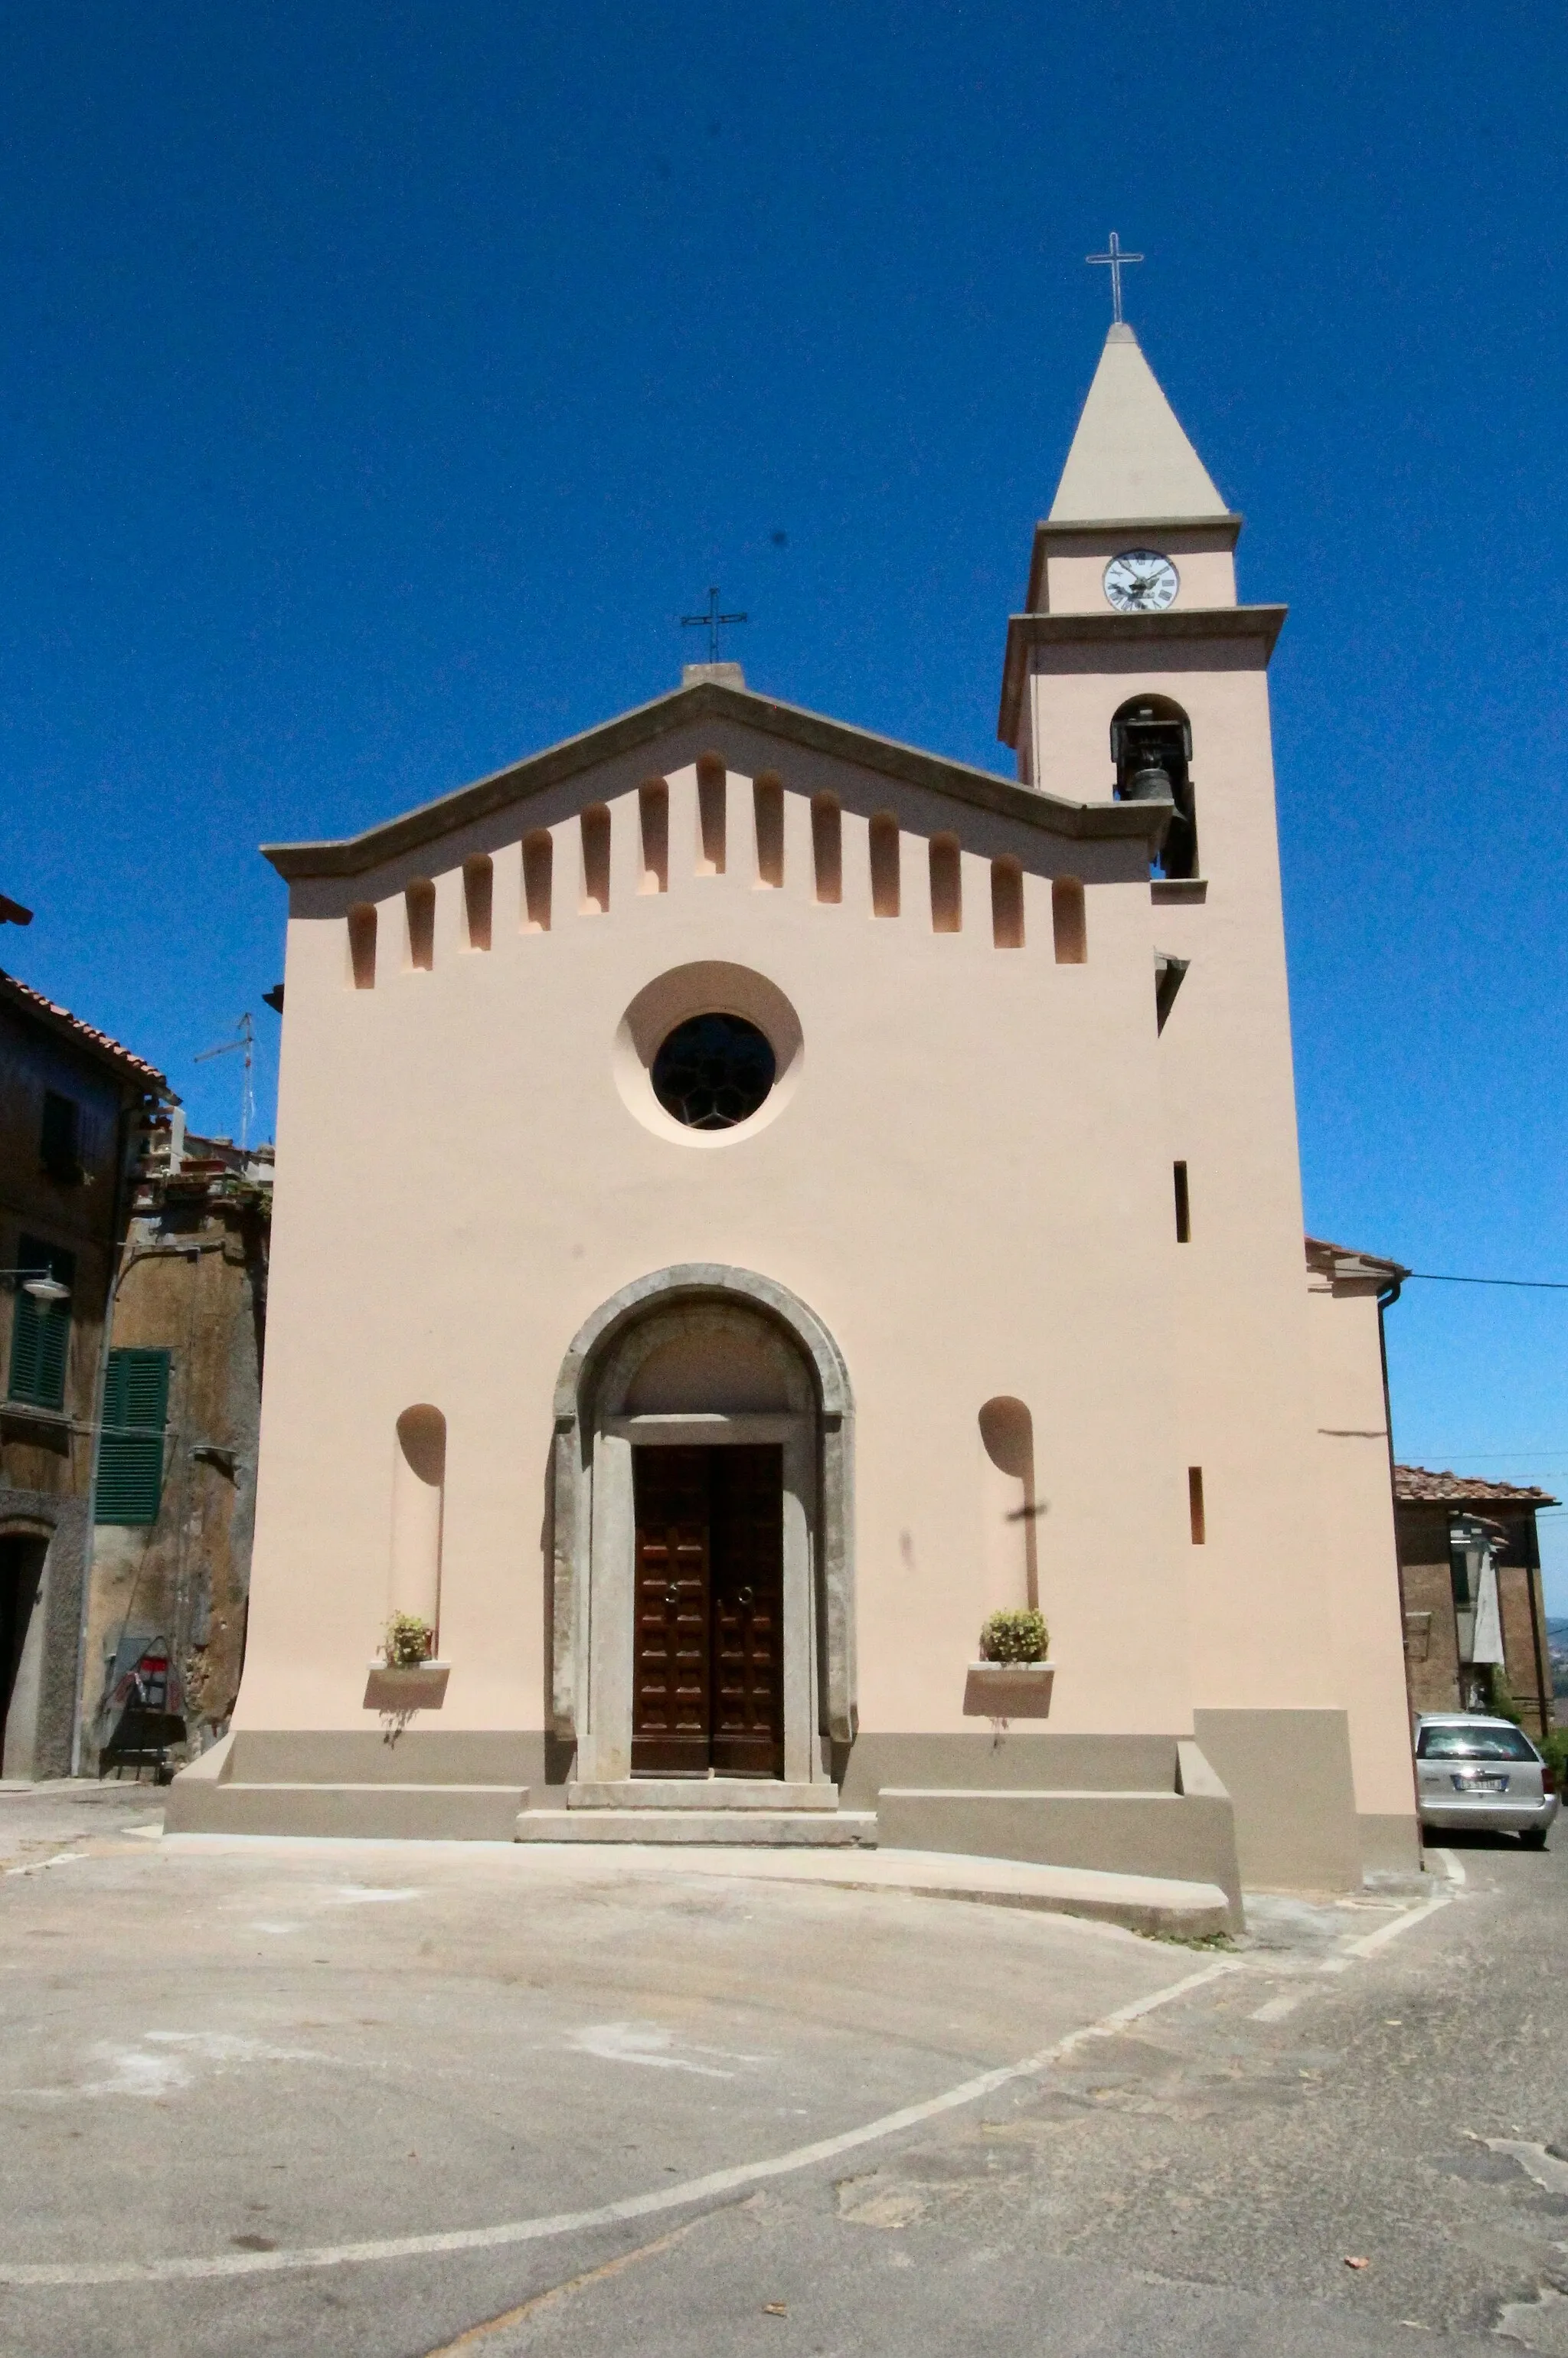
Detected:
[631,1444,785,1778]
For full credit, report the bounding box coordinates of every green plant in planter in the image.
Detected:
[384,1613,436,1670]
[978,1608,1050,1664]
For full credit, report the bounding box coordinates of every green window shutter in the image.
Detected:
[8,1235,75,1411]
[96,1347,171,1525]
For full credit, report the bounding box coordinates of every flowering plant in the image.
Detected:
[978,1608,1050,1665]
[383,1614,436,1670]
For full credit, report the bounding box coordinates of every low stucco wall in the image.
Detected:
[875,1786,1241,1923]
[1358,1811,1423,1876]
[163,1731,532,1840]
[218,1728,544,1786]
[1193,1707,1361,1891]
[838,1731,1181,1803]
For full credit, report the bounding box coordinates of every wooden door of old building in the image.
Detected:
[631,1446,784,1777]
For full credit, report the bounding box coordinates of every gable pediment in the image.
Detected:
[263,679,1161,907]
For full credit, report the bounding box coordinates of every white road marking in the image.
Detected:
[2,1852,85,1879]
[1249,1993,1305,2023]
[0,1959,1241,2286]
[330,1885,420,1905]
[567,2023,734,2078]
[1432,1846,1465,1886]
[20,2031,328,2103]
[1337,1879,1454,1960]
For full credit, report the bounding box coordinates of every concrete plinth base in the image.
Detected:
[516,1807,877,1846]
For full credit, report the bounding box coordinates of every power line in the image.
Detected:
[1406,1272,1568,1292]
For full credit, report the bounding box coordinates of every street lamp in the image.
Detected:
[0,1269,71,1303]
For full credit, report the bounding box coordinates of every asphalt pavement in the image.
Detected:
[0,1784,1564,2356]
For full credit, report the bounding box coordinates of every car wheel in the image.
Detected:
[1520,1830,1549,1850]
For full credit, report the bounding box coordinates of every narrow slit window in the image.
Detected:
[696,755,727,875]
[1052,877,1086,964]
[523,832,553,933]
[812,793,842,904]
[405,879,436,971]
[462,855,493,950]
[991,857,1024,948]
[639,780,668,893]
[1187,1467,1206,1545]
[1173,1160,1191,1242]
[754,773,784,888]
[580,805,611,915]
[929,835,962,934]
[347,902,377,989]
[870,813,900,918]
[40,1091,82,1180]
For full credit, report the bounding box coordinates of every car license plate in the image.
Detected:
[1455,1774,1508,1792]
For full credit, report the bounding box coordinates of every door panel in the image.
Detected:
[631,1448,712,1774]
[630,1445,785,1780]
[710,1447,785,1778]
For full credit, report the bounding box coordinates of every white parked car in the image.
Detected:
[1415,1713,1559,1846]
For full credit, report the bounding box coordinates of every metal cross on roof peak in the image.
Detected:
[681,587,747,665]
[1086,231,1144,325]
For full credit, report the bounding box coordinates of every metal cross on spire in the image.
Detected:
[1086,231,1144,325]
[681,587,747,664]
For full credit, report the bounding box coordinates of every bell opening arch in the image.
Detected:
[548,1266,856,1787]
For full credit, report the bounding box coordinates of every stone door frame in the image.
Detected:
[602,1415,812,1784]
[550,1265,855,1786]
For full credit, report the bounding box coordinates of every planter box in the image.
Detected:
[962,1661,1055,1719]
[363,1662,450,1712]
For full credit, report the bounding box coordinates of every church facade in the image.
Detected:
[169,322,1418,1899]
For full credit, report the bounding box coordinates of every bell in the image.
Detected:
[1122,761,1173,803]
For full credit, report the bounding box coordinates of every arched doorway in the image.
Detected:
[550,1267,855,1789]
[0,1527,50,1781]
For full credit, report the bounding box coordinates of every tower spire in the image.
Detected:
[1048,325,1228,525]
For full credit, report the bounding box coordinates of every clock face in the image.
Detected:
[1103,550,1179,613]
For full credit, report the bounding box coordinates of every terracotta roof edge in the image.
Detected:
[0,966,171,1092]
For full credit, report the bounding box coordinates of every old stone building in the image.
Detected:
[81,1114,271,1777]
[0,953,168,1778]
[1395,1467,1556,1741]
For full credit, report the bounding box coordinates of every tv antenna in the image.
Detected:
[194,1012,256,1151]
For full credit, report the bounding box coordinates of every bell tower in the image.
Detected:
[998,311,1388,1890]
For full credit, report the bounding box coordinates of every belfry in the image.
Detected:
[170,313,1416,1905]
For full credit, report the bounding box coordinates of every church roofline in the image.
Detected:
[998,605,1289,750]
[262,677,1167,883]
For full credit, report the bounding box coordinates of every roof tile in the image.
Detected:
[0,967,169,1091]
[1393,1464,1559,1508]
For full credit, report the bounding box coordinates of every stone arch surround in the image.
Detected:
[549,1266,856,1777]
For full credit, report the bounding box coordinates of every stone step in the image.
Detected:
[565,1779,838,1811]
[516,1807,878,1848]
[165,1781,528,1842]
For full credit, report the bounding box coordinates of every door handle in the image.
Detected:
[734,1586,754,1610]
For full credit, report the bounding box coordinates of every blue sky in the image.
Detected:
[4,3,1566,1594]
